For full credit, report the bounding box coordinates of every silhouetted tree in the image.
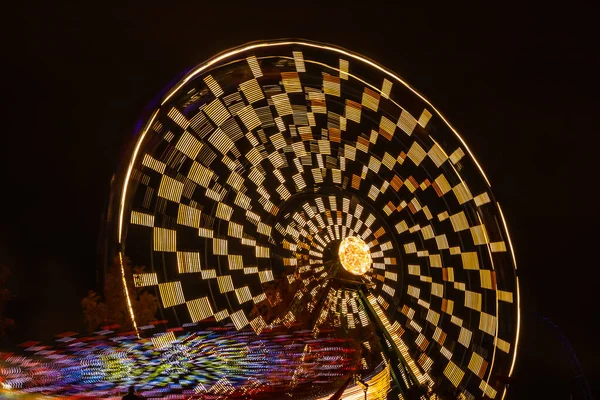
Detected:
[81,289,108,332]
[135,289,159,326]
[82,256,158,332]
[103,256,133,328]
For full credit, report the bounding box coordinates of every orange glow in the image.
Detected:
[338,236,372,275]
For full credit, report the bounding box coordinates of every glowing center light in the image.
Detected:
[338,236,372,275]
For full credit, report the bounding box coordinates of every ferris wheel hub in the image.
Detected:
[338,236,372,276]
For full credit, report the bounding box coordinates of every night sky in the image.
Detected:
[2,3,598,398]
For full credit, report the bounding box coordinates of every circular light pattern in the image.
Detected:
[110,40,520,398]
[338,236,372,275]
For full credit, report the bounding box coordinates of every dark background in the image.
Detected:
[1,2,598,398]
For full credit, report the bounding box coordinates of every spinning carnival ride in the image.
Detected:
[3,41,521,399]
[114,40,520,399]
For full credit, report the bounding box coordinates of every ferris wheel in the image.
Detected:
[113,40,520,399]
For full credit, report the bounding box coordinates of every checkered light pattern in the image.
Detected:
[120,42,519,399]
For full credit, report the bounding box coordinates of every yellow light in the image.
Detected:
[118,251,139,337]
[338,236,372,275]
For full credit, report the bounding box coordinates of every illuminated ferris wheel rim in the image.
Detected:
[114,39,521,397]
[117,38,520,324]
[118,38,520,255]
[119,38,515,242]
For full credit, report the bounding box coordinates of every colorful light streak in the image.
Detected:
[0,325,361,398]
